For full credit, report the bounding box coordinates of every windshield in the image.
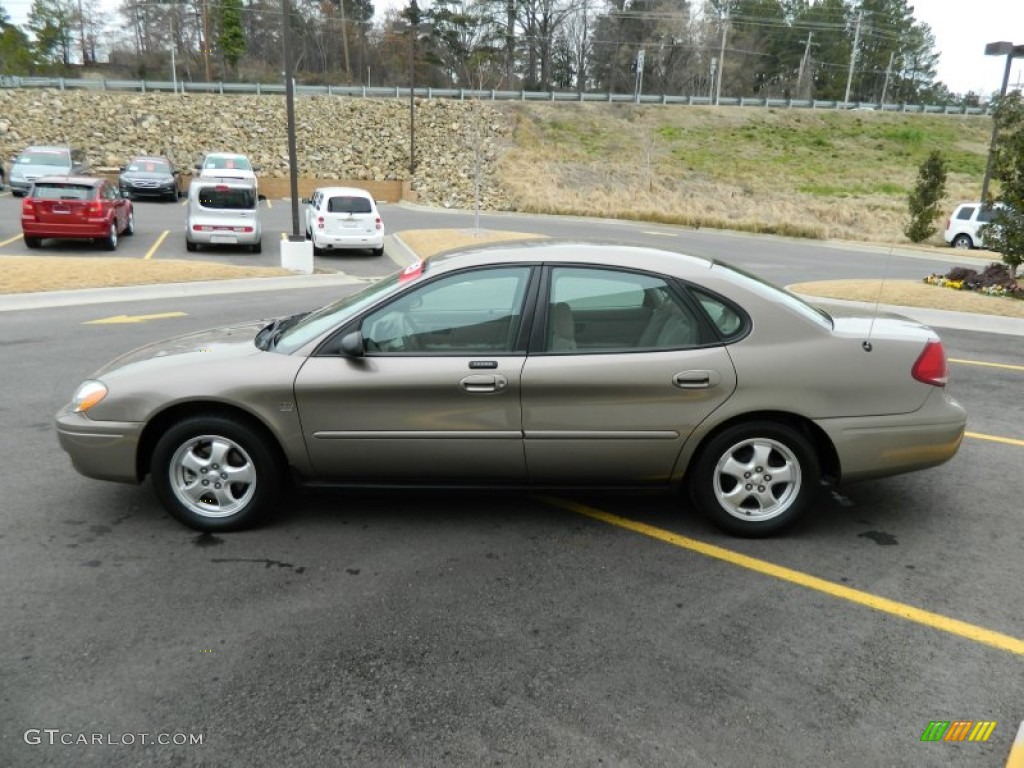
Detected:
[127,159,171,173]
[272,272,408,353]
[204,156,252,171]
[712,261,833,329]
[18,151,70,166]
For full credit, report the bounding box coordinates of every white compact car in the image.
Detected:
[185,178,262,253]
[303,186,384,256]
[943,202,1000,249]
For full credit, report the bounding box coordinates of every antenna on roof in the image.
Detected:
[863,244,894,352]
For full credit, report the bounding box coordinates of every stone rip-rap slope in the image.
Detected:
[0,89,512,210]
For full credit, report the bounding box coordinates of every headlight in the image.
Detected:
[71,380,108,413]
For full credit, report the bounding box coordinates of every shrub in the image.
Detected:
[904,150,947,242]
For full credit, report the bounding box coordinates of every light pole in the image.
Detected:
[281,0,301,239]
[980,41,1024,202]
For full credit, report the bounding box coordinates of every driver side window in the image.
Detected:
[361,267,531,354]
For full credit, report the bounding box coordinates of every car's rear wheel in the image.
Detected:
[951,234,973,249]
[372,246,384,257]
[151,415,283,532]
[102,221,118,251]
[186,239,198,252]
[250,240,262,254]
[690,421,819,537]
[24,236,41,249]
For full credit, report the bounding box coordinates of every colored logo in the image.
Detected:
[920,720,996,742]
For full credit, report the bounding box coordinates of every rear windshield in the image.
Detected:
[203,156,252,171]
[32,183,96,200]
[197,186,256,209]
[128,159,171,173]
[328,196,372,214]
[18,150,71,166]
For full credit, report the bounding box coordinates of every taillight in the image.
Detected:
[22,198,34,215]
[317,216,324,230]
[912,340,948,386]
[85,201,103,216]
[375,216,382,230]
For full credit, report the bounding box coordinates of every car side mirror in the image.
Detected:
[119,166,127,172]
[339,331,365,357]
[258,193,267,202]
[253,166,262,172]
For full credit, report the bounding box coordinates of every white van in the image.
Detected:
[185,178,262,253]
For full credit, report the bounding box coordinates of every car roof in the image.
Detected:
[425,240,715,276]
[315,186,374,198]
[31,175,101,186]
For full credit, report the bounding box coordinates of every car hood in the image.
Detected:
[12,163,70,177]
[92,319,271,377]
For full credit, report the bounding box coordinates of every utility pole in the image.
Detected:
[715,10,728,105]
[796,31,813,97]
[201,0,212,82]
[170,15,177,93]
[634,48,645,103]
[844,7,863,104]
[338,0,351,82]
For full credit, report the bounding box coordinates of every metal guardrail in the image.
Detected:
[0,74,990,115]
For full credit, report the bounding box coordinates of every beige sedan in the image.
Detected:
[55,242,966,536]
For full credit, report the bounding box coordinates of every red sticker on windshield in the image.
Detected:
[399,260,424,282]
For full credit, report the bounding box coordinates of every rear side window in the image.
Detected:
[977,206,998,223]
[328,196,372,214]
[32,183,95,200]
[955,206,976,221]
[197,186,256,209]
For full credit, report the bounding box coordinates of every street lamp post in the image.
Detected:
[980,41,1024,203]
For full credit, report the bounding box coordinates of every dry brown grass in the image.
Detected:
[496,103,989,245]
[790,279,1024,319]
[0,256,290,294]
[398,229,545,258]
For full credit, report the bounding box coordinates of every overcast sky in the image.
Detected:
[3,0,1022,98]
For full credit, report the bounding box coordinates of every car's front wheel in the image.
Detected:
[951,234,974,249]
[124,209,135,236]
[150,415,283,532]
[102,221,118,251]
[690,421,819,537]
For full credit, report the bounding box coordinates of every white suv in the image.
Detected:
[302,186,384,256]
[943,202,999,249]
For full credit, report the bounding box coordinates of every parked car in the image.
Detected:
[55,242,966,537]
[943,202,1000,249]
[119,155,184,201]
[185,177,262,253]
[302,186,385,256]
[195,152,259,191]
[21,175,134,250]
[8,145,89,197]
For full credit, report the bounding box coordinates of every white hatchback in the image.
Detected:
[303,186,384,256]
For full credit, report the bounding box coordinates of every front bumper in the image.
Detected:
[815,389,967,483]
[55,408,145,484]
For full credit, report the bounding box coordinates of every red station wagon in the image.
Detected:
[21,176,135,251]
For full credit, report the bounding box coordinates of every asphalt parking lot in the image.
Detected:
[1,191,1022,767]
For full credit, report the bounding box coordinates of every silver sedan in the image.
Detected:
[55,242,966,536]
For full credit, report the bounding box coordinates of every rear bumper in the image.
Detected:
[55,409,144,484]
[187,229,262,246]
[22,219,111,239]
[312,231,384,250]
[815,389,966,483]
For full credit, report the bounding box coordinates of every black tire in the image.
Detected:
[24,236,41,249]
[312,242,324,257]
[186,239,198,252]
[689,421,820,537]
[250,240,262,254]
[150,415,283,532]
[102,221,118,251]
[372,246,384,257]
[951,234,973,249]
[124,209,135,236]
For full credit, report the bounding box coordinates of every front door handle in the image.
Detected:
[460,374,508,393]
[673,370,720,389]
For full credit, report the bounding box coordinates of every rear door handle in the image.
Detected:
[460,374,508,393]
[673,370,720,389]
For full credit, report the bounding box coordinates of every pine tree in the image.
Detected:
[904,150,946,243]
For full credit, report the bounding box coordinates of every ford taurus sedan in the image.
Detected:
[55,242,966,536]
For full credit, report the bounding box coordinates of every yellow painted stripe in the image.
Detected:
[541,497,1024,657]
[144,230,170,260]
[950,358,1024,373]
[641,230,677,237]
[1006,721,1024,768]
[0,234,24,247]
[966,431,1024,448]
[280,231,287,241]
[264,197,272,209]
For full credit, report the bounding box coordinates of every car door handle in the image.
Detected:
[460,374,508,393]
[673,370,720,389]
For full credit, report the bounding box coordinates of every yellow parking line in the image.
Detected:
[0,234,23,247]
[541,497,1024,657]
[965,431,1024,448]
[641,231,677,237]
[264,197,272,209]
[950,358,1024,373]
[144,230,170,260]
